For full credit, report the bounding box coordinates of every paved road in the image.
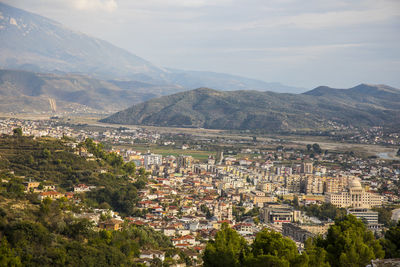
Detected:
[392,208,400,222]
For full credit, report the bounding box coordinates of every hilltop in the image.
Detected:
[100,85,400,131]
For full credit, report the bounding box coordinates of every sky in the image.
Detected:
[3,0,400,89]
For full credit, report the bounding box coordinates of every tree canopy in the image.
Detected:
[315,215,384,267]
[247,229,307,267]
[203,215,385,267]
[203,223,249,267]
[381,221,400,259]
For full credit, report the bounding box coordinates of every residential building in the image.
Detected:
[347,208,379,224]
[261,204,301,224]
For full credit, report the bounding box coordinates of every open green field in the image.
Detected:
[116,144,216,161]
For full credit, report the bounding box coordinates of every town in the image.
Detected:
[1,117,399,266]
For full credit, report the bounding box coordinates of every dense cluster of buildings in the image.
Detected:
[4,118,400,264]
[97,144,398,251]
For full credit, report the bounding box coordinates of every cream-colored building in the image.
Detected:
[324,175,351,193]
[301,162,313,174]
[303,175,324,195]
[325,179,382,208]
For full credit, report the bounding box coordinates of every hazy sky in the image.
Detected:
[3,0,400,88]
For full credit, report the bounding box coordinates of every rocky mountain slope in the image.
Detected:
[0,2,303,93]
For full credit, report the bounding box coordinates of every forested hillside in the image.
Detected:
[0,134,174,266]
[101,85,400,131]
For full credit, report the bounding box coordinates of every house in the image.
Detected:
[177,229,191,236]
[140,250,165,262]
[232,223,254,235]
[24,181,40,192]
[163,227,176,237]
[172,235,196,247]
[98,219,124,231]
[74,184,93,193]
[152,206,164,213]
[43,185,56,191]
[183,250,200,261]
[38,191,64,201]
[138,200,156,209]
[74,213,100,224]
[64,192,74,199]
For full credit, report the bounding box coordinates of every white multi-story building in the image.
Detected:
[347,208,379,224]
[325,179,382,208]
[143,153,163,168]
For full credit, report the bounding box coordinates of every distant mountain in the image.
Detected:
[164,69,305,93]
[0,2,302,93]
[100,84,400,131]
[0,69,182,113]
[0,2,165,82]
[303,84,400,110]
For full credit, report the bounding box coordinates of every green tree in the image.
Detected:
[306,144,312,152]
[293,195,299,209]
[316,215,384,267]
[312,143,322,154]
[63,219,93,240]
[124,161,136,175]
[200,204,213,219]
[150,257,162,267]
[302,203,346,221]
[381,221,400,258]
[244,254,290,267]
[372,207,393,227]
[248,229,307,267]
[42,148,51,159]
[2,179,25,199]
[304,238,330,267]
[0,237,22,267]
[203,223,249,267]
[12,128,22,137]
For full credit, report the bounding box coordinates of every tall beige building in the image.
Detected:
[324,175,351,193]
[303,175,324,195]
[301,162,313,174]
[177,155,194,169]
[325,179,382,208]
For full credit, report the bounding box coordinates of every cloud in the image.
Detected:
[230,0,400,30]
[127,0,231,8]
[225,43,364,54]
[1,0,399,87]
[219,43,366,65]
[72,0,117,12]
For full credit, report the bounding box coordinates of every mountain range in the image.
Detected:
[100,84,400,131]
[0,69,183,113]
[0,2,303,97]
[1,2,399,132]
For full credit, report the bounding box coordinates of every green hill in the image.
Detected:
[100,85,400,131]
[0,135,172,266]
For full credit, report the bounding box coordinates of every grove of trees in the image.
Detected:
[204,215,391,267]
